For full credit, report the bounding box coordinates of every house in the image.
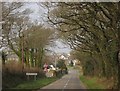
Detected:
[7,53,19,61]
[2,48,19,62]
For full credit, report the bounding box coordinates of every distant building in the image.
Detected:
[73,59,80,66]
[7,53,19,61]
[2,48,19,61]
[59,54,68,60]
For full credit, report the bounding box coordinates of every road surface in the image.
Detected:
[38,67,86,91]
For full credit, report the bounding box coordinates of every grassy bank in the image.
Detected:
[2,68,45,89]
[80,76,106,90]
[14,77,58,90]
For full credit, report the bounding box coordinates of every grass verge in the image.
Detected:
[80,75,105,90]
[14,77,58,90]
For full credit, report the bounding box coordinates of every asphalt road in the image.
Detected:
[38,67,86,91]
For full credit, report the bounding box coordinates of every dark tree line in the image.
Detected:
[44,2,120,89]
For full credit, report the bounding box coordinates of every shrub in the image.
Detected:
[2,60,45,88]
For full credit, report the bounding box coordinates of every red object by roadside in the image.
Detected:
[43,63,48,72]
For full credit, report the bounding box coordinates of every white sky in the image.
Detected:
[48,39,71,54]
[24,2,72,54]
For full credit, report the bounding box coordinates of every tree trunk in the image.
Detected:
[114,51,120,90]
[2,51,6,65]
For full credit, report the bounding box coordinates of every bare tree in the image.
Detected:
[23,25,54,68]
[2,2,32,61]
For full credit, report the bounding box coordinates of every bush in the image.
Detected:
[56,59,68,75]
[56,69,62,78]
[83,60,94,76]
[62,69,68,74]
[2,67,26,88]
[2,60,45,89]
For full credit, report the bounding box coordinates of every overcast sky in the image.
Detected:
[24,2,72,54]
